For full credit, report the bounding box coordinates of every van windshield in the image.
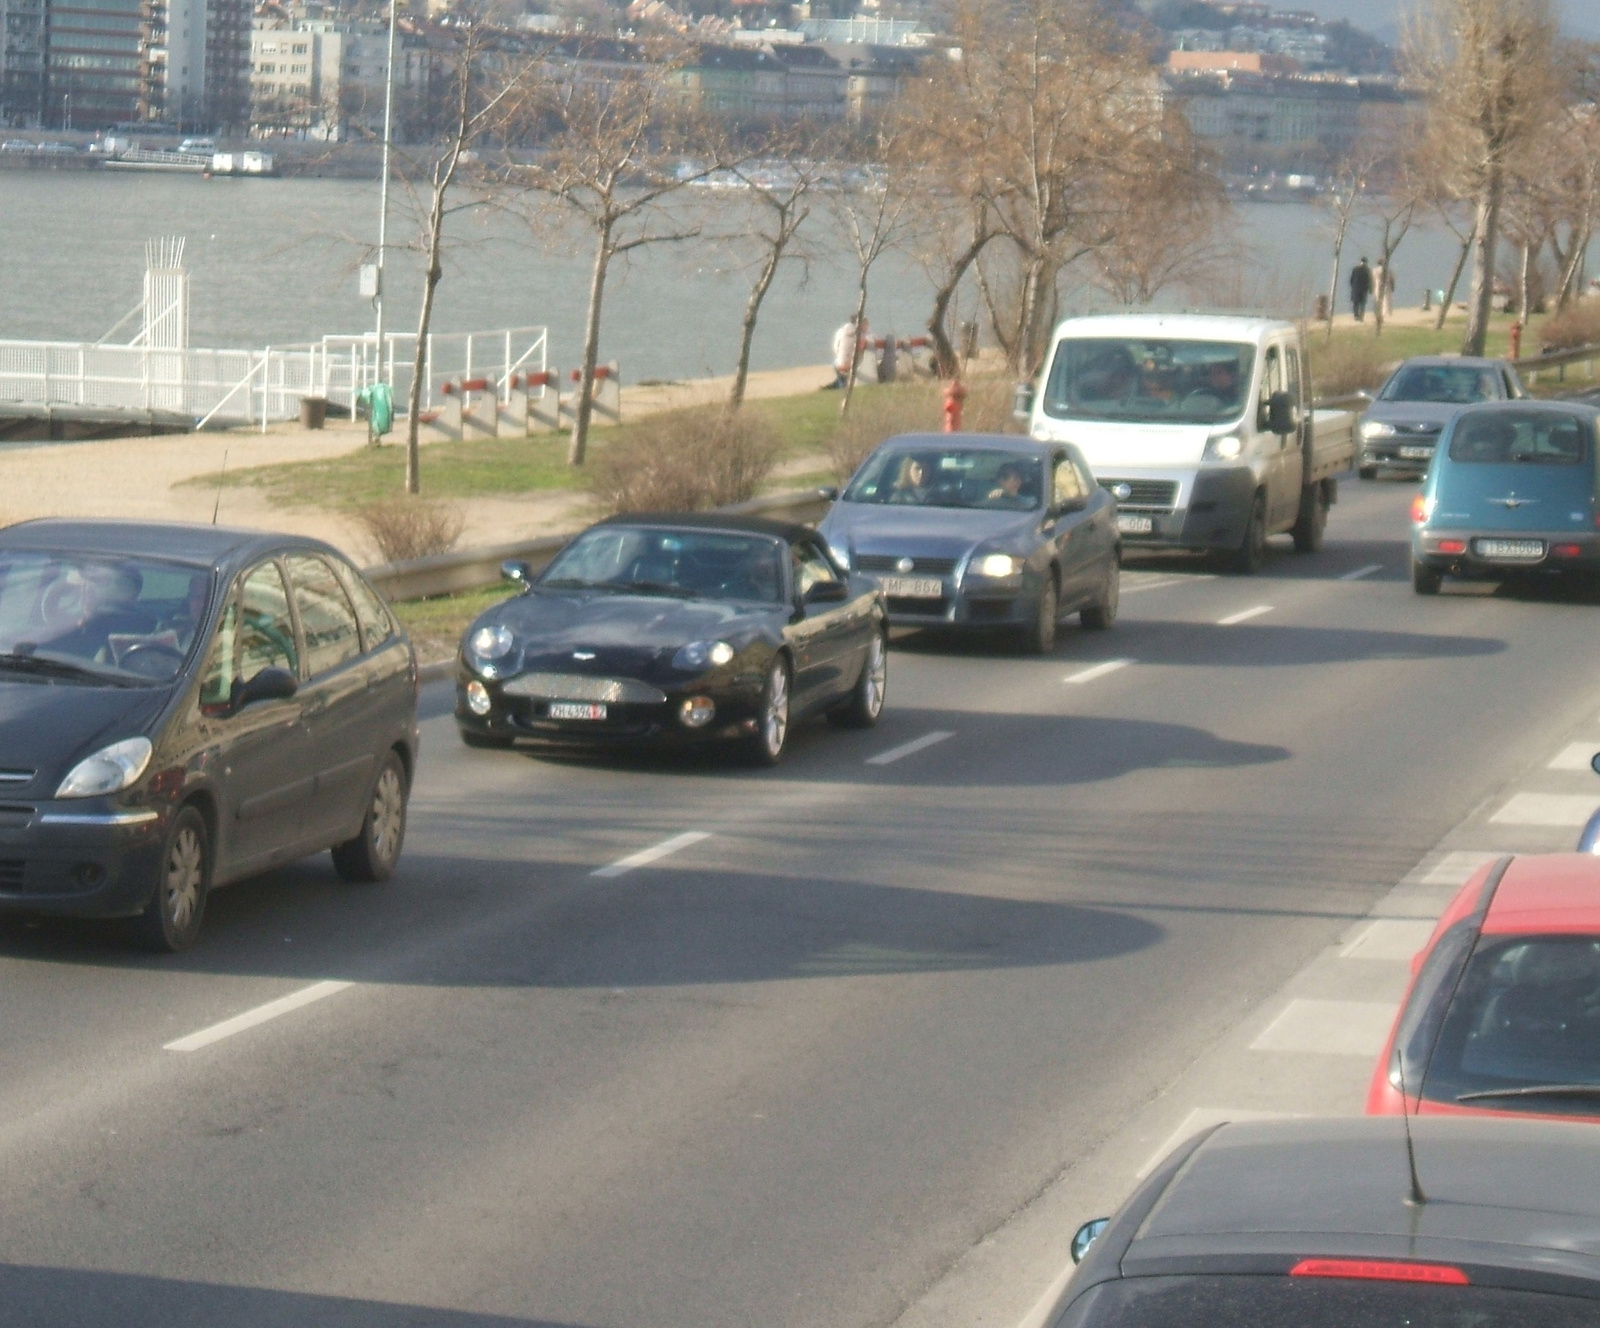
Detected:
[1042,339,1255,425]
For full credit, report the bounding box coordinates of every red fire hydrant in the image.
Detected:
[1508,320,1523,360]
[942,378,967,433]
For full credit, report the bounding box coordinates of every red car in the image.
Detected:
[1368,853,1600,1124]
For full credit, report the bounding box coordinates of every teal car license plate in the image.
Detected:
[1472,538,1544,561]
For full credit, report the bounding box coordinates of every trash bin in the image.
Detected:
[299,396,328,430]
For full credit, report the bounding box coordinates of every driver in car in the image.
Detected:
[888,456,933,504]
[985,463,1036,509]
[40,563,156,663]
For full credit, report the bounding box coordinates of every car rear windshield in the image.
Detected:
[0,550,210,683]
[1382,364,1502,404]
[539,528,785,603]
[1041,339,1255,425]
[1419,934,1600,1115]
[1447,412,1592,466]
[843,449,1044,510]
[1057,1275,1596,1326]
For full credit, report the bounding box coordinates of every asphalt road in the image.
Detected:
[5,476,1600,1328]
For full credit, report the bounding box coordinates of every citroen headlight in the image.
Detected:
[673,640,735,671]
[1361,420,1396,440]
[56,736,152,799]
[1203,430,1243,461]
[970,553,1022,579]
[469,623,515,660]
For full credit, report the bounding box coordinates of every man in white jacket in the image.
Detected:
[830,316,868,388]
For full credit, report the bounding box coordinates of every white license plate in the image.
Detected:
[1398,445,1434,460]
[1473,538,1544,561]
[879,576,943,598]
[548,701,607,720]
[1116,513,1154,534]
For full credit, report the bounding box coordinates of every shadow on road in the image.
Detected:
[0,1263,583,1328]
[1106,617,1505,667]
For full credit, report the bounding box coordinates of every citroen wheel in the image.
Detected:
[332,751,409,883]
[131,805,210,953]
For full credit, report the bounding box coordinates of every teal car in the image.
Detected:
[1411,401,1600,595]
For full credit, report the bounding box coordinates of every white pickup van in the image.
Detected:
[1020,314,1356,572]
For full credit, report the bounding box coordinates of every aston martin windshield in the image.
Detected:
[0,551,211,681]
[842,449,1044,510]
[539,527,786,602]
[1042,339,1255,424]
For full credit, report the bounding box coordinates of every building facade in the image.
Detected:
[48,0,144,126]
[145,0,252,129]
[0,0,46,125]
[251,15,429,137]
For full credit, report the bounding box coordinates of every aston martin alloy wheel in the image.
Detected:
[746,658,791,766]
[832,630,887,728]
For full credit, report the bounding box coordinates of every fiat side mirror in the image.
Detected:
[1265,390,1295,436]
[1013,381,1035,421]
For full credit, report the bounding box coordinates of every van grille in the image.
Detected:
[1101,479,1178,512]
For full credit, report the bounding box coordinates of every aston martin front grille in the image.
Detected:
[501,673,667,705]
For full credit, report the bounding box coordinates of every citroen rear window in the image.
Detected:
[1055,1275,1596,1326]
[1447,412,1591,466]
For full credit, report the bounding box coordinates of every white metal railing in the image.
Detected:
[0,327,548,431]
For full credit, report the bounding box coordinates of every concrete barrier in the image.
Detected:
[364,486,837,602]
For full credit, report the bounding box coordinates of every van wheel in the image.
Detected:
[1291,482,1327,553]
[1225,494,1267,574]
[332,752,409,882]
[1412,557,1443,596]
[130,805,210,953]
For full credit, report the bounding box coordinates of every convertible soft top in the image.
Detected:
[595,512,815,545]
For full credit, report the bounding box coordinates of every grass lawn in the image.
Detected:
[390,582,518,663]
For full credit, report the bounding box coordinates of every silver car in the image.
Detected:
[1358,355,1525,479]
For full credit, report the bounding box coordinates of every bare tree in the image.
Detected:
[1319,157,1365,337]
[725,133,826,409]
[397,23,530,495]
[1404,0,1563,355]
[509,39,721,466]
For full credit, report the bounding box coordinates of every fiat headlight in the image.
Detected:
[673,640,735,671]
[970,553,1022,579]
[56,736,152,799]
[1203,431,1243,461]
[1361,420,1396,440]
[469,623,515,660]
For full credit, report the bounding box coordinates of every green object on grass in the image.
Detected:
[357,382,394,437]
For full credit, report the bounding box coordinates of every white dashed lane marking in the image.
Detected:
[591,831,711,878]
[1340,919,1436,962]
[1248,998,1396,1056]
[1063,659,1133,685]
[866,731,954,766]
[164,980,354,1053]
[1490,793,1596,827]
[1217,605,1273,626]
[1549,742,1600,771]
[1340,564,1383,581]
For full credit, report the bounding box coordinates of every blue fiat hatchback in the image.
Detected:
[1411,401,1600,594]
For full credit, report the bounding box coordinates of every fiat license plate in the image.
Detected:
[548,701,607,720]
[1117,513,1154,534]
[1473,538,1544,561]
[879,576,943,598]
[1399,445,1434,460]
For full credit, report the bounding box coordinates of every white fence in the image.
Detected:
[0,327,548,431]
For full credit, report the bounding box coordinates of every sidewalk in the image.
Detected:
[0,361,839,562]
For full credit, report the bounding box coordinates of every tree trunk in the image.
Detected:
[1556,215,1592,312]
[569,216,613,467]
[928,226,992,379]
[730,238,786,410]
[1463,172,1503,358]
[838,270,871,420]
[1325,214,1349,341]
[405,174,451,496]
[1435,221,1476,331]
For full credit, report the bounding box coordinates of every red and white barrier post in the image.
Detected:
[569,362,621,424]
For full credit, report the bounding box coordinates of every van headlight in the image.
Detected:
[1203,430,1243,461]
[56,736,152,799]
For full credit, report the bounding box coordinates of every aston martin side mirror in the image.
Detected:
[805,580,850,604]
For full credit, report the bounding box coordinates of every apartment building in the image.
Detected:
[0,0,46,124]
[251,15,428,135]
[144,0,253,128]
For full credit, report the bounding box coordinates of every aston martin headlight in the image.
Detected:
[673,640,736,671]
[465,680,492,716]
[469,623,515,660]
[1361,420,1396,440]
[970,553,1022,579]
[56,736,152,799]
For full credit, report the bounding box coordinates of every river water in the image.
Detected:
[0,172,1589,382]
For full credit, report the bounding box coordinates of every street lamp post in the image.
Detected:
[372,0,399,392]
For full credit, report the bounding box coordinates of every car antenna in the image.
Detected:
[211,449,229,526]
[1395,1046,1427,1208]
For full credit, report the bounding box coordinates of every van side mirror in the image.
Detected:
[1013,381,1036,421]
[501,560,532,585]
[1265,390,1295,436]
[232,666,297,711]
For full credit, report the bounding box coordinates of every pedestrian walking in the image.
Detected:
[1350,258,1373,323]
[829,315,868,389]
